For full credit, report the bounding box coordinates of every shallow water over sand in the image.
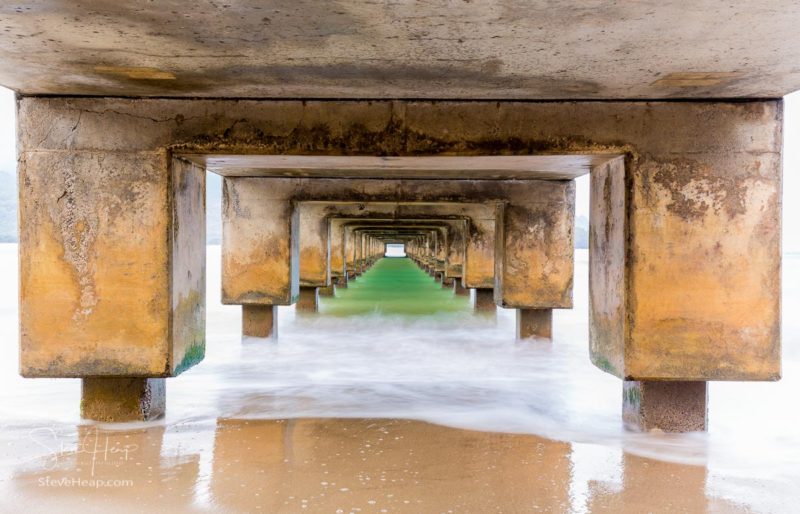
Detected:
[0,245,798,513]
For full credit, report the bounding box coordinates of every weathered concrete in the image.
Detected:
[242,305,278,338]
[20,154,206,377]
[222,178,299,306]
[622,381,708,432]
[474,288,496,312]
[296,287,319,313]
[317,285,335,297]
[3,3,800,99]
[81,377,166,422]
[454,281,470,296]
[17,97,782,426]
[517,309,553,340]
[493,185,575,309]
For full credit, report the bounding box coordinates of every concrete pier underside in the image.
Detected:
[16,97,782,431]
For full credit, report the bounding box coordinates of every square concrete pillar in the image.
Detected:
[222,178,299,306]
[494,181,575,310]
[454,280,470,296]
[318,285,335,297]
[19,151,206,378]
[297,203,331,289]
[473,288,496,312]
[242,305,278,338]
[623,381,708,432]
[590,149,780,381]
[81,378,166,422]
[296,286,319,312]
[516,309,553,340]
[463,217,495,289]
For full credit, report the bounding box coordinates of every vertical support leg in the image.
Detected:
[442,276,454,288]
[81,378,166,422]
[334,276,348,289]
[473,288,496,312]
[454,280,470,296]
[516,309,553,340]
[242,305,278,338]
[296,286,319,312]
[317,285,335,297]
[622,381,708,432]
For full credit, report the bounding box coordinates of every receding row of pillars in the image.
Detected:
[243,253,554,344]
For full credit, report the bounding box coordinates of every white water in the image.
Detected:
[0,245,798,512]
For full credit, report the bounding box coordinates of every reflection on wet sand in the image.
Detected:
[7,418,753,514]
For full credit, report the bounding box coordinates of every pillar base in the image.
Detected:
[623,380,708,432]
[317,285,335,297]
[473,288,496,312]
[442,276,454,288]
[81,377,165,422]
[454,281,470,296]
[297,286,319,312]
[516,309,553,340]
[242,305,278,338]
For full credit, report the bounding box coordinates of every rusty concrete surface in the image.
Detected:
[517,309,553,340]
[2,2,800,99]
[622,381,708,432]
[221,177,299,306]
[242,305,278,338]
[493,181,575,309]
[81,377,166,422]
[17,97,781,382]
[170,158,206,376]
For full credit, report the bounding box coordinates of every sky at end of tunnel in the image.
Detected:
[0,86,795,252]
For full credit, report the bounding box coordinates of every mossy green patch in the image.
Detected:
[173,342,206,376]
[320,257,470,316]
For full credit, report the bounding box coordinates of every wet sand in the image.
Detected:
[1,246,798,513]
[5,418,759,514]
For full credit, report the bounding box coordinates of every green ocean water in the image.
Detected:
[319,257,471,316]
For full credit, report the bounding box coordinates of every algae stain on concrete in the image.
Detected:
[319,257,469,316]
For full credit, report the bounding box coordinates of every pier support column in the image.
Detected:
[454,280,470,296]
[622,381,708,432]
[516,309,553,340]
[242,305,278,338]
[474,288,496,312]
[317,285,335,297]
[297,287,319,312]
[81,378,166,422]
[442,276,454,288]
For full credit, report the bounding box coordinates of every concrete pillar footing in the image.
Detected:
[454,281,470,296]
[297,286,319,312]
[317,285,335,297]
[81,377,166,422]
[517,309,553,340]
[622,380,708,432]
[242,305,278,338]
[473,288,496,312]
